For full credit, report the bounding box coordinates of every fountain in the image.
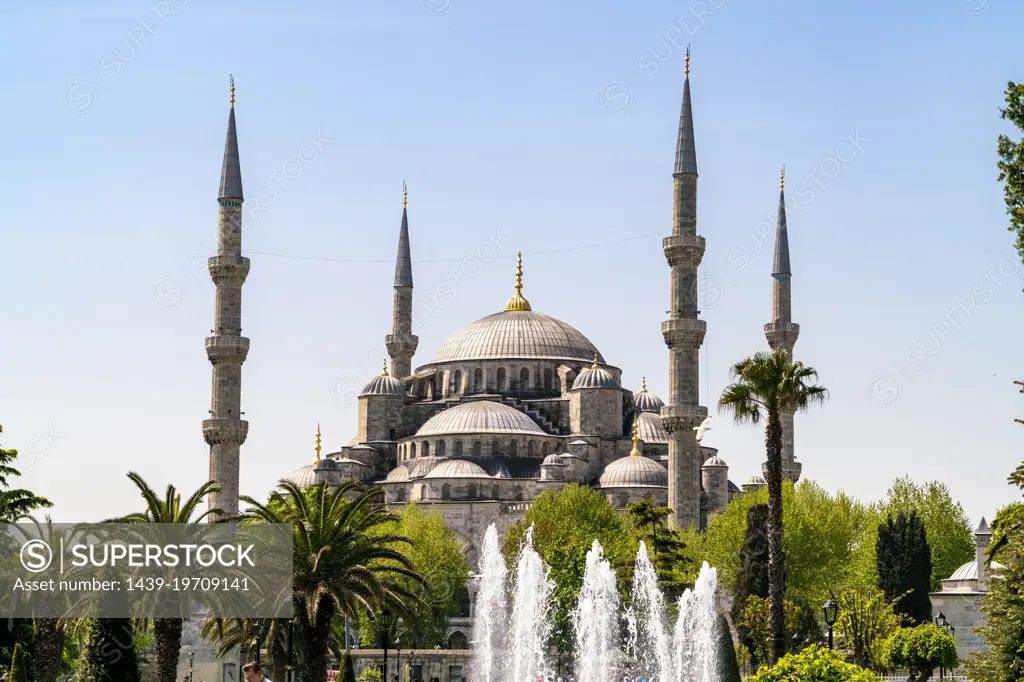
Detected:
[471,524,724,682]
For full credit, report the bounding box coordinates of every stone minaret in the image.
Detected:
[203,77,250,521]
[975,517,992,584]
[763,169,802,482]
[661,48,707,529]
[385,182,418,380]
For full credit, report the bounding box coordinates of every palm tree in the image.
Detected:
[108,472,222,682]
[201,618,290,682]
[237,480,425,682]
[718,350,827,666]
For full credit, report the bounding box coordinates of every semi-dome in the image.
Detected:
[572,357,619,390]
[407,456,446,478]
[385,465,411,482]
[360,364,405,397]
[542,453,566,466]
[636,412,668,445]
[415,400,545,436]
[633,378,665,412]
[600,456,668,488]
[286,464,317,488]
[424,459,491,479]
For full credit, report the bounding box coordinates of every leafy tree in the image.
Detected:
[735,596,822,670]
[731,504,770,668]
[0,424,52,530]
[76,618,141,682]
[998,82,1024,268]
[360,665,383,682]
[876,512,932,626]
[624,498,693,598]
[834,588,902,670]
[8,642,28,682]
[200,618,290,682]
[341,651,357,682]
[878,477,974,590]
[718,350,828,665]
[238,481,424,682]
[748,644,878,682]
[504,484,632,655]
[716,614,742,682]
[882,624,958,682]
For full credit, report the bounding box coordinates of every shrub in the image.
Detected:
[882,624,958,682]
[342,652,357,682]
[9,642,28,682]
[748,644,878,682]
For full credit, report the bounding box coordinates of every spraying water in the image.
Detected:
[625,542,674,682]
[509,525,553,682]
[472,525,508,682]
[573,540,621,682]
[672,562,720,682]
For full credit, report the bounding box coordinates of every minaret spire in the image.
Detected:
[504,252,532,311]
[765,167,801,482]
[386,181,418,380]
[204,76,251,521]
[629,417,642,457]
[314,423,322,464]
[663,52,707,529]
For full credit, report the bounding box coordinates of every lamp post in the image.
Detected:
[189,651,194,681]
[935,613,949,679]
[380,608,396,682]
[253,620,265,666]
[822,599,839,650]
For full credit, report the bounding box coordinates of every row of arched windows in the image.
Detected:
[449,367,559,394]
[418,483,525,501]
[400,439,554,460]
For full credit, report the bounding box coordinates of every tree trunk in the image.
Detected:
[34,618,65,682]
[301,600,336,682]
[152,618,183,682]
[271,637,288,682]
[764,412,786,666]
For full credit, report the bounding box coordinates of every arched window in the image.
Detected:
[527,441,535,457]
[510,441,518,456]
[491,440,500,456]
[438,440,447,456]
[473,369,483,393]
[544,368,553,390]
[473,441,482,456]
[420,485,427,500]
[497,368,507,391]
[454,370,463,393]
[618,492,629,508]
[467,484,477,499]
[454,441,463,456]
[411,442,417,458]
[514,486,523,501]
[519,367,529,389]
[396,488,406,502]
[389,428,396,441]
[554,374,561,392]
[491,485,500,500]
[442,484,451,501]
[542,442,550,456]
[448,632,469,649]
[422,441,430,457]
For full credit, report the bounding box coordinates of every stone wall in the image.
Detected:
[348,649,472,682]
[930,592,988,670]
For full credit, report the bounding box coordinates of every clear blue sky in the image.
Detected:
[2,0,1022,528]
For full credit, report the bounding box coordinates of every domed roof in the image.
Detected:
[407,456,445,478]
[429,310,604,365]
[286,464,317,489]
[360,364,405,397]
[636,412,668,445]
[416,400,545,436]
[542,453,566,466]
[572,357,619,390]
[946,559,1005,582]
[702,454,727,467]
[599,455,668,488]
[633,378,665,412]
[315,458,339,471]
[385,465,411,482]
[746,475,766,486]
[424,459,491,479]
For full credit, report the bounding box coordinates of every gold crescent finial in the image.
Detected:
[780,165,785,191]
[403,180,408,208]
[640,377,648,393]
[685,46,690,78]
[592,352,599,369]
[230,75,235,108]
[381,360,389,377]
[504,251,532,311]
[314,422,322,463]
[629,416,641,456]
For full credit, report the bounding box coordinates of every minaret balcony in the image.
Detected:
[662,319,706,348]
[764,322,800,351]
[202,418,249,446]
[663,235,706,268]
[661,404,708,432]
[205,335,250,365]
[208,255,251,286]
[385,334,419,357]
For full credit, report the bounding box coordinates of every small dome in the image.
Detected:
[360,366,405,397]
[286,464,318,488]
[315,459,339,471]
[633,378,665,413]
[599,456,668,488]
[745,475,766,486]
[636,412,668,445]
[407,456,446,478]
[702,454,727,468]
[572,356,620,390]
[542,454,566,467]
[385,465,411,482]
[416,401,545,436]
[424,459,491,479]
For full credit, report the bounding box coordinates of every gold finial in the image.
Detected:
[592,352,600,369]
[684,45,690,78]
[640,377,648,393]
[504,252,532,311]
[381,360,389,377]
[780,165,785,191]
[230,75,235,108]
[629,416,641,457]
[403,180,408,208]
[314,422,322,463]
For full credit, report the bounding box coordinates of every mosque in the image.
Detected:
[202,55,803,579]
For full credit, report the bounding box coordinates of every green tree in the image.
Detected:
[882,624,958,682]
[504,484,631,654]
[239,481,424,682]
[341,651,357,682]
[8,642,28,682]
[718,350,828,665]
[624,498,693,598]
[879,477,974,590]
[200,618,290,682]
[876,512,932,626]
[107,472,222,682]
[731,504,770,668]
[998,82,1024,267]
[716,613,742,682]
[736,596,822,669]
[833,588,902,670]
[0,424,52,529]
[76,618,141,682]
[748,644,877,682]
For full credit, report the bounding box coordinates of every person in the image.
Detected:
[242,662,272,682]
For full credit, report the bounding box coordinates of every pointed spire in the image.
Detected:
[674,46,697,176]
[218,75,244,201]
[773,166,791,276]
[314,423,322,463]
[381,360,389,377]
[629,417,641,456]
[977,517,991,534]
[504,252,532,311]
[394,181,413,288]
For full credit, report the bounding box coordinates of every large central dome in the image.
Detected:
[430,310,605,365]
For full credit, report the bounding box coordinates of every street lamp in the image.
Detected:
[822,599,839,650]
[189,651,195,681]
[380,608,396,682]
